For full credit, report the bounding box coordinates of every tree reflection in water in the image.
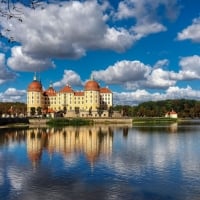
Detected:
[1,126,115,168]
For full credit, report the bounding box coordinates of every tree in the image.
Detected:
[75,107,79,115]
[108,106,113,117]
[97,106,103,117]
[0,0,42,20]
[30,107,35,116]
[37,106,42,116]
[88,107,92,116]
[63,106,67,114]
[0,0,46,41]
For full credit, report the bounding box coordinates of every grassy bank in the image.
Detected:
[46,118,93,126]
[133,117,177,125]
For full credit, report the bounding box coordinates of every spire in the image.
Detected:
[49,81,53,88]
[33,72,37,81]
[38,71,41,82]
[90,74,94,80]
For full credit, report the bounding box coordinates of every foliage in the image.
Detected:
[0,0,44,17]
[0,102,26,116]
[113,99,200,118]
[0,0,47,42]
[37,107,42,115]
[30,107,35,116]
[46,118,93,126]
[133,117,177,125]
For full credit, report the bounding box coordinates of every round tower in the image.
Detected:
[27,73,43,116]
[84,78,100,115]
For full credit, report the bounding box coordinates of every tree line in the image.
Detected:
[113,99,200,118]
[0,102,26,116]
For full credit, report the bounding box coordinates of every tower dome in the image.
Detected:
[27,74,42,92]
[45,86,56,96]
[84,80,100,91]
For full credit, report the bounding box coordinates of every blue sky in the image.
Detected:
[0,0,200,105]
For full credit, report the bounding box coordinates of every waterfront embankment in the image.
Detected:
[29,117,133,126]
[1,117,179,128]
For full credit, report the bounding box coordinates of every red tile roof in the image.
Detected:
[60,85,74,93]
[44,87,56,96]
[74,91,84,96]
[100,87,112,93]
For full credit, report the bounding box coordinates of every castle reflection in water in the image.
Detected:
[1,123,178,167]
[26,126,115,166]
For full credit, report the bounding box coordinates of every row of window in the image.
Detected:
[29,95,111,101]
[28,94,112,106]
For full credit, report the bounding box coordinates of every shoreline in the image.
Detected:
[1,117,199,129]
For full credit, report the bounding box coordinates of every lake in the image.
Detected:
[1,122,200,200]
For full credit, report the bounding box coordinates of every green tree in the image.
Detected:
[108,106,113,117]
[37,107,42,116]
[30,107,35,116]
[97,107,103,117]
[75,107,79,115]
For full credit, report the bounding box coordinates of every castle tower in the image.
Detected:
[27,73,43,116]
[84,78,100,114]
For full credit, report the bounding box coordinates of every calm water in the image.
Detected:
[1,122,200,200]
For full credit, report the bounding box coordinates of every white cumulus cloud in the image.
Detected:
[115,0,180,39]
[92,59,179,89]
[0,53,17,84]
[0,88,26,102]
[179,55,200,75]
[53,70,83,88]
[92,56,200,90]
[116,0,180,21]
[177,17,200,42]
[114,86,200,105]
[1,1,134,72]
[145,68,177,89]
[7,46,55,72]
[92,60,151,84]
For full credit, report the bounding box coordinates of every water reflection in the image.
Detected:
[1,124,200,200]
[27,126,113,167]
[133,122,178,133]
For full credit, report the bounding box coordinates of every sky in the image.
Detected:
[0,0,200,105]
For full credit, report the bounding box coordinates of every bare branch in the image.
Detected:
[0,0,46,41]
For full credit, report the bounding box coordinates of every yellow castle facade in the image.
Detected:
[27,74,113,117]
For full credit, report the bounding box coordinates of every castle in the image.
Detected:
[27,74,113,117]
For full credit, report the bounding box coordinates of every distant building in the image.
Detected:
[165,110,178,119]
[27,74,113,117]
